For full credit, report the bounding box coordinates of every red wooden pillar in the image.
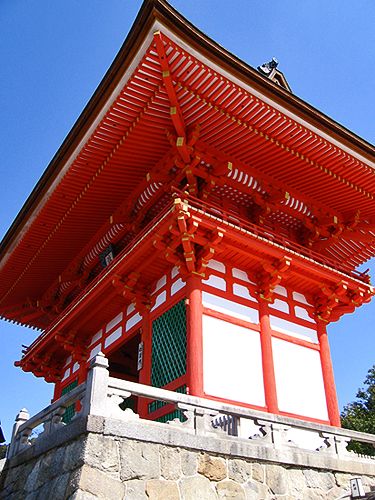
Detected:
[53,381,61,402]
[259,299,279,414]
[186,274,204,397]
[317,321,341,427]
[138,308,152,418]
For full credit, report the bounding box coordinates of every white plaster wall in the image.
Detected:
[272,337,328,421]
[202,291,259,324]
[269,315,318,343]
[202,314,265,407]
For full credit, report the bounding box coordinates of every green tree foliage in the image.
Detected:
[0,444,6,459]
[341,365,375,456]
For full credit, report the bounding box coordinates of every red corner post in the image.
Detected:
[259,299,279,414]
[317,321,341,427]
[186,274,204,397]
[138,308,152,418]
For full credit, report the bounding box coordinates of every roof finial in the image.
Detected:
[257,57,279,76]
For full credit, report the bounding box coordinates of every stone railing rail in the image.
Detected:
[8,383,85,458]
[8,353,375,462]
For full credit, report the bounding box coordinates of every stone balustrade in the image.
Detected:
[8,353,375,465]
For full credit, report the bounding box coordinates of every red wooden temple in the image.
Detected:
[0,0,374,427]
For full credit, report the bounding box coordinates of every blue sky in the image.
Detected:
[0,0,374,441]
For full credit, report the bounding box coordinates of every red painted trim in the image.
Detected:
[270,330,320,351]
[317,321,341,427]
[186,274,204,397]
[259,300,279,414]
[268,306,317,330]
[146,377,187,419]
[161,375,187,391]
[147,402,177,420]
[201,283,259,312]
[202,306,260,332]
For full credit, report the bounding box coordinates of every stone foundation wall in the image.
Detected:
[1,416,375,499]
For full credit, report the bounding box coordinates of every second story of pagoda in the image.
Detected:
[0,0,374,426]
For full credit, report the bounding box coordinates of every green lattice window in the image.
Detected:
[151,300,187,388]
[155,409,186,424]
[61,379,78,424]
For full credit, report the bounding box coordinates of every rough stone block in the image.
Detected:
[265,464,288,495]
[125,479,147,499]
[39,446,66,483]
[84,434,119,477]
[198,454,227,481]
[146,479,180,499]
[119,440,160,481]
[23,492,38,500]
[301,489,326,500]
[228,459,251,483]
[180,450,198,477]
[65,468,82,499]
[79,464,125,499]
[243,480,269,500]
[50,472,71,499]
[160,446,181,480]
[303,469,335,491]
[334,472,352,487]
[216,479,245,499]
[288,468,306,497]
[251,463,264,483]
[63,438,86,472]
[68,490,99,500]
[24,460,42,492]
[179,475,217,500]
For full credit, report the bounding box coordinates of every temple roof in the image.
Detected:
[0,0,374,330]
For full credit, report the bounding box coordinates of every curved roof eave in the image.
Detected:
[0,0,374,262]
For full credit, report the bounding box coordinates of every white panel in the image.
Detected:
[151,290,167,311]
[153,275,167,293]
[126,312,142,331]
[203,274,226,291]
[64,356,72,367]
[202,292,259,324]
[293,291,311,305]
[207,259,226,273]
[171,278,185,295]
[203,315,265,407]
[274,285,287,297]
[104,326,123,348]
[89,343,102,360]
[295,305,315,323]
[272,338,328,420]
[171,266,179,279]
[106,312,123,332]
[232,267,255,284]
[127,303,135,315]
[269,299,289,314]
[90,330,102,346]
[269,315,318,343]
[72,362,80,373]
[233,283,257,302]
[61,368,70,381]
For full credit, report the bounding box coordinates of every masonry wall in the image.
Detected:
[1,416,375,500]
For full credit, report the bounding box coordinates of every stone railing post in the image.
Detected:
[7,408,30,458]
[82,352,109,417]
